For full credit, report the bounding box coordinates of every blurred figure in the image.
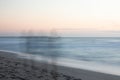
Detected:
[47,29,61,80]
[19,29,61,80]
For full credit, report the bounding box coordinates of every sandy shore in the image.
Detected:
[0,51,120,80]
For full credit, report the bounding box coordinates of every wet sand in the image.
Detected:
[0,51,120,80]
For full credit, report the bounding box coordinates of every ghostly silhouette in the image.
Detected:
[47,29,61,80]
[19,29,61,80]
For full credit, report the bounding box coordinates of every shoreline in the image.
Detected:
[1,50,120,76]
[0,50,120,80]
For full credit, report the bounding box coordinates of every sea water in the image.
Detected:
[0,37,120,75]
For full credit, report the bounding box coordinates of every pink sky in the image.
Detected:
[0,0,120,37]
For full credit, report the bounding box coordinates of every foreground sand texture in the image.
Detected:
[0,51,120,80]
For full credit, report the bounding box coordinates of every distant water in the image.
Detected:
[0,37,120,75]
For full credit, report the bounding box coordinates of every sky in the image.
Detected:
[0,0,120,37]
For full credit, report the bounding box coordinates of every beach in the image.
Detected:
[0,51,120,80]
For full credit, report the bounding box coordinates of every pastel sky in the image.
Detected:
[0,0,120,37]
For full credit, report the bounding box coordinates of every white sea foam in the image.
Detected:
[22,53,120,76]
[1,50,120,76]
[56,58,120,76]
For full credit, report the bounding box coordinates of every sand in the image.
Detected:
[0,51,120,80]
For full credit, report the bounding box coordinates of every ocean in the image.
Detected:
[0,37,120,75]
